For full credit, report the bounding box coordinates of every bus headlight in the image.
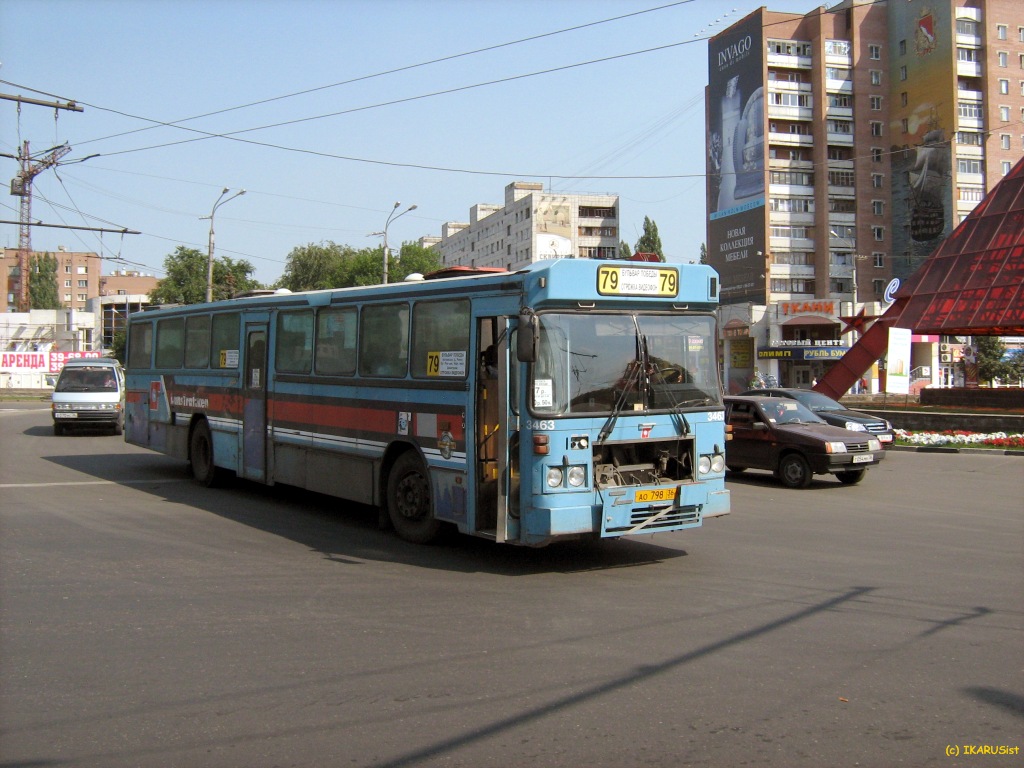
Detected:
[698,455,711,474]
[699,454,727,474]
[710,453,726,473]
[567,465,586,487]
[546,467,563,488]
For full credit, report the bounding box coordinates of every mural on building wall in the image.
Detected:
[535,199,572,259]
[706,12,767,305]
[889,1,955,281]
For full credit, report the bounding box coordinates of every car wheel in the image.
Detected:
[837,469,866,485]
[386,451,441,544]
[777,453,812,488]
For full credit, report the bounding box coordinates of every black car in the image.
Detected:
[739,387,894,447]
[725,395,886,488]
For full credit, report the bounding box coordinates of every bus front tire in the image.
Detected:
[386,452,440,544]
[190,421,220,488]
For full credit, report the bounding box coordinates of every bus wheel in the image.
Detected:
[387,452,440,544]
[189,420,220,488]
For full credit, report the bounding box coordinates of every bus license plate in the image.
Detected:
[635,488,675,503]
[852,454,873,463]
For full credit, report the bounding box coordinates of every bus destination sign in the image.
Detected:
[597,265,678,298]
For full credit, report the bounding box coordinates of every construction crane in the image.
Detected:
[10,141,71,311]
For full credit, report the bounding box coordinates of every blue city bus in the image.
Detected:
[125,259,729,546]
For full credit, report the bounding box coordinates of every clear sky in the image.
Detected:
[2,0,819,285]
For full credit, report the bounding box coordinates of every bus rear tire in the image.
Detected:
[386,452,440,544]
[190,420,220,488]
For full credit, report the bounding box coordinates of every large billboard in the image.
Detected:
[888,0,955,281]
[707,12,767,305]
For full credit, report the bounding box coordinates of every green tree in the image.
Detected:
[972,336,1014,384]
[279,241,352,292]
[110,328,127,365]
[699,243,708,265]
[29,252,62,309]
[1006,349,1024,385]
[619,239,633,259]
[150,246,260,304]
[392,242,442,280]
[633,217,664,262]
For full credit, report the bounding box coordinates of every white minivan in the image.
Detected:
[51,357,126,436]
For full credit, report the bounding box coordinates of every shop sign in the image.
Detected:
[780,301,835,316]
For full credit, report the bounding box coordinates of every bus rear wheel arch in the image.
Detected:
[386,450,441,544]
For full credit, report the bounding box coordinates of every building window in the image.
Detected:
[956,19,978,36]
[899,40,906,56]
[77,293,87,302]
[1019,27,1024,43]
[870,70,882,85]
[1002,134,1012,150]
[872,200,885,216]
[872,147,883,162]
[872,173,884,188]
[958,158,983,174]
[997,25,1007,40]
[901,118,910,134]
[998,51,1008,67]
[76,265,87,274]
[1003,161,1013,175]
[77,279,88,288]
[64,265,71,273]
[63,293,71,302]
[870,95,882,110]
[959,102,983,118]
[899,65,907,81]
[900,92,908,106]
[869,44,881,60]
[872,226,885,241]
[828,170,856,187]
[873,279,885,297]
[958,187,984,202]
[64,280,71,288]
[871,121,884,136]
[957,47,978,62]
[873,252,885,268]
[957,131,983,145]
[1000,106,1010,121]
[825,66,850,81]
[827,119,852,134]
[1000,79,1010,95]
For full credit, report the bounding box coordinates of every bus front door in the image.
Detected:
[242,325,267,481]
[475,318,518,542]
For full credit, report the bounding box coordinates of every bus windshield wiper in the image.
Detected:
[598,316,645,443]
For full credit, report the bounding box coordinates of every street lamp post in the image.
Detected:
[202,187,246,302]
[375,202,417,284]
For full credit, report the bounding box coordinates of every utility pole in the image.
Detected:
[2,92,83,312]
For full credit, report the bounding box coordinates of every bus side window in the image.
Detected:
[316,307,357,376]
[275,311,313,373]
[359,303,409,378]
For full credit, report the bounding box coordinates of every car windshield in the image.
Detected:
[758,399,823,424]
[530,312,721,415]
[789,390,843,411]
[55,367,118,392]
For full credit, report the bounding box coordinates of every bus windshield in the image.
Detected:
[531,312,721,415]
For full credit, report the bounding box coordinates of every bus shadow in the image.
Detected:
[43,453,689,576]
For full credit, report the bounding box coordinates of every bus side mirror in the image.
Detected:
[517,308,537,363]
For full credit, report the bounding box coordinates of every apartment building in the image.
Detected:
[707,0,1024,393]
[437,182,619,270]
[2,246,101,313]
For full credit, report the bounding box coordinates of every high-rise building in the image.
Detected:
[2,247,101,313]
[706,0,1023,393]
[437,182,620,270]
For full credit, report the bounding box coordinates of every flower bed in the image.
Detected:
[894,429,1024,449]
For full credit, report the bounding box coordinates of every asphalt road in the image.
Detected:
[1,404,1021,768]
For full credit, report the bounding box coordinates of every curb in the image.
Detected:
[892,445,1024,456]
